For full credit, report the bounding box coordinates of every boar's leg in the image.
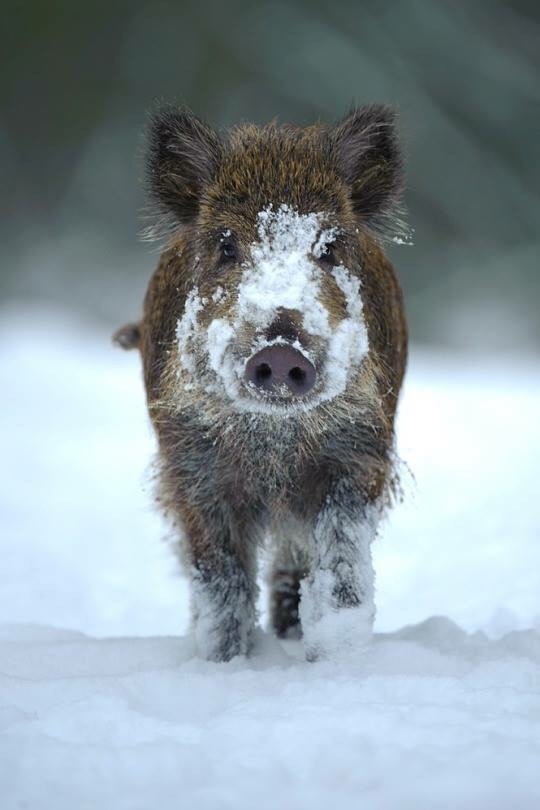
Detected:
[299,479,379,661]
[187,511,258,662]
[271,568,303,639]
[269,524,309,639]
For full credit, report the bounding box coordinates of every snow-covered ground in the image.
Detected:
[1,305,539,809]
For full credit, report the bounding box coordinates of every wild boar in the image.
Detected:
[114,104,408,661]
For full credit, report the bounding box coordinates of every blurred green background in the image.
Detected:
[2,0,539,348]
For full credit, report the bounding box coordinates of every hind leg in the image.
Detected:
[270,521,308,639]
[271,567,304,638]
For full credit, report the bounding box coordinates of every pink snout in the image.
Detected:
[245,345,316,397]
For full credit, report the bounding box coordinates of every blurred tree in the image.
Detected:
[1,0,538,347]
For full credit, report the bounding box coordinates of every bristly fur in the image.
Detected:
[118,104,409,662]
[142,103,408,245]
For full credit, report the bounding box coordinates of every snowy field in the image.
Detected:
[1,305,539,809]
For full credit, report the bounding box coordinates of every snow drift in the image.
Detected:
[1,306,539,809]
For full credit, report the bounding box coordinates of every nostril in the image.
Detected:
[256,363,272,383]
[288,367,306,387]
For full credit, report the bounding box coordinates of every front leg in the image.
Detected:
[300,479,380,661]
[185,506,258,662]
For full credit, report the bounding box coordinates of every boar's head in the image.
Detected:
[140,106,407,417]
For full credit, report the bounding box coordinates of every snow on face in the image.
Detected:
[235,205,336,336]
[176,204,370,412]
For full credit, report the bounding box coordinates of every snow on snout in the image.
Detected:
[177,205,370,409]
[236,204,335,336]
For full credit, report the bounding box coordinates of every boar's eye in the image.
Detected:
[317,243,337,266]
[218,237,239,265]
[221,243,237,260]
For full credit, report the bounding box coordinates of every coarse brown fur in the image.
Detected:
[117,105,408,661]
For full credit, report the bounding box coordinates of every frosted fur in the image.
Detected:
[301,497,380,661]
[191,566,257,661]
[206,317,237,389]
[176,287,204,374]
[175,204,370,412]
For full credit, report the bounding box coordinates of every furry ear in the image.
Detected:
[146,106,223,230]
[331,105,405,236]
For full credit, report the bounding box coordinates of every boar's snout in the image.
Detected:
[245,345,316,397]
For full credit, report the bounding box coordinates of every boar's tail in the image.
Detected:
[112,322,141,351]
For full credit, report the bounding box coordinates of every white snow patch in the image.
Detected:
[176,286,203,373]
[300,569,375,659]
[321,264,369,399]
[206,317,236,378]
[1,621,540,810]
[211,285,226,304]
[235,204,336,336]
[391,226,415,246]
[392,235,411,245]
[301,500,379,660]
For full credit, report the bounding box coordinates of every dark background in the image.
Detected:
[2,0,539,348]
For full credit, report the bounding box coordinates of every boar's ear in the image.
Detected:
[331,105,405,236]
[146,106,223,228]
